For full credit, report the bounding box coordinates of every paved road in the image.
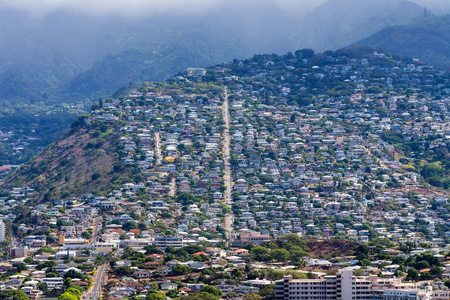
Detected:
[169,177,176,197]
[221,87,234,246]
[10,225,18,247]
[154,132,162,166]
[83,263,107,300]
[91,217,101,244]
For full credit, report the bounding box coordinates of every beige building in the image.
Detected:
[154,235,183,250]
[94,242,117,254]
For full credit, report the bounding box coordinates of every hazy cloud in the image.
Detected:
[1,0,449,18]
[0,0,327,17]
[0,0,225,16]
[413,0,450,13]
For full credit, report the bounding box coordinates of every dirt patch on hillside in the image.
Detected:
[306,239,360,259]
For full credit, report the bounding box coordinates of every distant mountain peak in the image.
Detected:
[293,0,424,52]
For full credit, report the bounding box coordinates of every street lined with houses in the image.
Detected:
[2,50,450,299]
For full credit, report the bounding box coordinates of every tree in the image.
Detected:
[81,231,92,240]
[0,290,30,300]
[290,247,309,264]
[300,48,315,58]
[357,258,371,267]
[258,284,275,300]
[430,266,443,277]
[115,266,132,276]
[13,262,27,272]
[199,286,223,298]
[58,294,77,300]
[407,268,419,280]
[23,257,35,264]
[275,234,308,251]
[144,245,164,255]
[270,249,290,262]
[181,245,202,254]
[172,264,191,275]
[36,260,57,270]
[415,260,429,270]
[243,293,261,300]
[356,244,368,255]
[58,286,82,300]
[183,293,218,300]
[177,193,195,206]
[290,114,296,123]
[123,221,137,231]
[225,292,238,299]
[64,269,85,280]
[63,278,72,290]
[250,246,270,261]
[146,290,167,300]
[167,290,178,298]
[392,256,405,265]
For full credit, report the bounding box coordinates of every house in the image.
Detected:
[186,68,207,76]
[133,269,152,279]
[240,235,270,245]
[186,283,205,292]
[218,284,235,294]
[161,282,178,290]
[145,261,162,270]
[204,247,226,257]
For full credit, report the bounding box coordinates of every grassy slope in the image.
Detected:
[1,123,134,202]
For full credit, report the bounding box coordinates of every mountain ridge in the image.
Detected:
[292,0,424,52]
[0,0,427,110]
[351,15,450,67]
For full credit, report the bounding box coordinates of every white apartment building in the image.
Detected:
[383,288,450,300]
[275,270,423,300]
[40,277,64,289]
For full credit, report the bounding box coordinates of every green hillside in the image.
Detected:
[66,25,244,99]
[0,0,433,166]
[0,0,427,112]
[352,15,450,67]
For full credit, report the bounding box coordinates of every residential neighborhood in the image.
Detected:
[2,49,450,299]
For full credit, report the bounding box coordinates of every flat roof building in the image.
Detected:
[154,235,183,250]
[275,269,414,300]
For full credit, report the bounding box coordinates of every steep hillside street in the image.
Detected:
[222,87,234,245]
[4,50,450,300]
[154,131,162,166]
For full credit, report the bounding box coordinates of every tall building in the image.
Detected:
[275,269,413,300]
[0,219,5,242]
[10,246,27,258]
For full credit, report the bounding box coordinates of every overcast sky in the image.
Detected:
[413,0,450,12]
[0,0,449,17]
[0,0,326,17]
